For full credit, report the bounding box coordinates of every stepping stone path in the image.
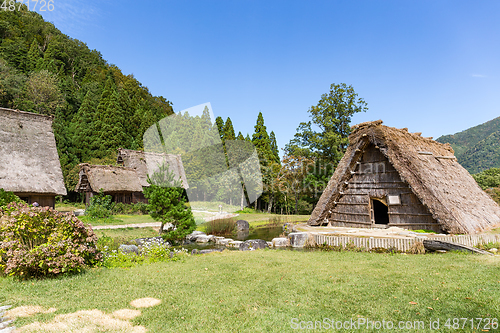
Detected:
[0,305,15,333]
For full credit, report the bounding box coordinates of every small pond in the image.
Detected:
[178,225,288,252]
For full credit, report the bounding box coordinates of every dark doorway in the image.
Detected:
[372,199,389,225]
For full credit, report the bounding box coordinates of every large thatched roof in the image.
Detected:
[75,164,143,193]
[117,148,188,189]
[309,120,500,234]
[0,108,66,195]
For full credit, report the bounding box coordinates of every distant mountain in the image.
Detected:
[436,116,500,174]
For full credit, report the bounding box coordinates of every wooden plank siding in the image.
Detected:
[326,144,441,232]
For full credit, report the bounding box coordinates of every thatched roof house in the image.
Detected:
[117,148,188,189]
[309,120,500,234]
[75,164,145,204]
[0,108,66,207]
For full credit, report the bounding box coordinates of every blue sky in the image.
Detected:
[37,0,500,153]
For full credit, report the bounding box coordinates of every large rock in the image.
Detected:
[272,237,289,247]
[288,232,309,248]
[186,231,206,242]
[239,239,269,251]
[118,244,139,254]
[227,240,243,248]
[216,237,233,245]
[236,220,249,231]
[195,235,213,243]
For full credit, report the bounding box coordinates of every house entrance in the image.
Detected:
[371,199,389,225]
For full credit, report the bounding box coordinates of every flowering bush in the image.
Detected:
[0,202,102,278]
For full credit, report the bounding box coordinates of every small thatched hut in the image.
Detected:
[117,148,188,189]
[75,164,145,204]
[308,120,500,234]
[0,108,67,207]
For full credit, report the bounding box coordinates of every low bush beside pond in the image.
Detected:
[204,217,236,236]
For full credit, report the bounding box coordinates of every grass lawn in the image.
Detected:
[54,202,85,212]
[196,213,310,232]
[2,251,499,332]
[82,215,157,227]
[94,227,160,246]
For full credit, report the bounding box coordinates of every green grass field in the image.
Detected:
[2,250,499,332]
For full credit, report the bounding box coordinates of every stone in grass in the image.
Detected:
[272,237,288,247]
[239,239,268,251]
[288,232,309,248]
[73,209,85,216]
[489,248,498,253]
[118,244,139,254]
[236,220,249,231]
[192,248,224,255]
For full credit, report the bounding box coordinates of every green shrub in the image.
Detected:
[204,217,236,235]
[235,207,257,214]
[143,162,196,244]
[110,202,149,215]
[134,202,148,214]
[85,189,112,219]
[473,168,500,190]
[0,189,21,208]
[0,202,102,278]
[477,241,500,251]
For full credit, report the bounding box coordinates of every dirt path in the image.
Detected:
[92,211,239,230]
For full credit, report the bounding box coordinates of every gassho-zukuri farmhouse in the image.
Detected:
[0,107,66,208]
[308,120,500,235]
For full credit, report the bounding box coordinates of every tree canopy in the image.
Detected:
[285,83,367,164]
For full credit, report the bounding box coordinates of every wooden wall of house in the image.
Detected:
[15,193,56,208]
[328,145,442,232]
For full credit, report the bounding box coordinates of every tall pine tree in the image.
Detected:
[269,131,280,163]
[215,116,225,142]
[223,117,235,141]
[252,112,273,166]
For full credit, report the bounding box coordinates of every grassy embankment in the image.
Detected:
[1,251,499,332]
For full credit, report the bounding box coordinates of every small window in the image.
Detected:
[387,195,400,205]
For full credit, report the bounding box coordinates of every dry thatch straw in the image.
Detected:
[309,120,500,234]
[408,241,426,255]
[75,164,143,193]
[0,108,66,196]
[117,148,189,189]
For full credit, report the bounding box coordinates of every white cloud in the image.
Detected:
[471,74,487,78]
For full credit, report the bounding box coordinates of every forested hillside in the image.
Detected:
[0,6,291,212]
[436,116,500,174]
[0,7,174,192]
